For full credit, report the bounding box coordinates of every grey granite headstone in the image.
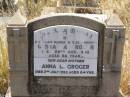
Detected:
[28,14,104,97]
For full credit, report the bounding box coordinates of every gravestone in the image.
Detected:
[58,0,99,7]
[7,13,125,97]
[28,14,104,97]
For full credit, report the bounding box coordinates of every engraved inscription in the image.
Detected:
[34,25,98,76]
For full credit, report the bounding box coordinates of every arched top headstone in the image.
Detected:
[28,14,105,33]
[28,14,105,96]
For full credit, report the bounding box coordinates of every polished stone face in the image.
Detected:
[34,25,98,77]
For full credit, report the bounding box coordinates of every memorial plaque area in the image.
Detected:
[28,15,104,96]
[34,25,98,77]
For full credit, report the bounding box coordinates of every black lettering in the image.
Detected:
[70,28,75,34]
[67,65,89,69]
[42,64,56,68]
[90,45,94,50]
[75,45,82,49]
[63,45,67,49]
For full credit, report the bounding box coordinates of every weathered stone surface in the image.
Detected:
[58,0,99,7]
[8,11,27,26]
[103,14,125,72]
[7,26,28,71]
[10,71,29,96]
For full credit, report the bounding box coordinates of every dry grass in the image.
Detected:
[18,0,57,19]
[0,0,16,16]
[0,22,9,94]
[100,0,130,95]
[18,0,99,19]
